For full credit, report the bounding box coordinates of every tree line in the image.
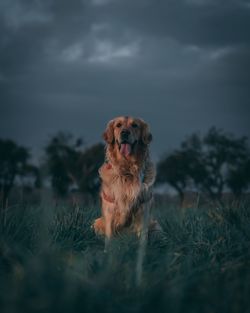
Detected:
[158,127,250,204]
[0,127,250,207]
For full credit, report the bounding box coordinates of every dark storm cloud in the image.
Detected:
[0,0,250,160]
[90,0,250,46]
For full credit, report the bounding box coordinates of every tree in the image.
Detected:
[157,128,249,203]
[45,132,105,198]
[190,128,249,201]
[0,139,39,207]
[76,143,105,196]
[157,151,191,205]
[227,158,250,198]
[45,132,81,196]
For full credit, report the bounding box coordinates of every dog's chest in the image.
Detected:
[100,163,142,202]
[112,173,141,203]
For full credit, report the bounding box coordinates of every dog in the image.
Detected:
[93,116,157,238]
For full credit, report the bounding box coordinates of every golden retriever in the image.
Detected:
[93,116,157,238]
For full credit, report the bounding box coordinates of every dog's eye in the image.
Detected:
[116,123,122,128]
[131,123,138,128]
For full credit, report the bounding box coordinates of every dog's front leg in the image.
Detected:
[104,209,113,238]
[103,204,114,251]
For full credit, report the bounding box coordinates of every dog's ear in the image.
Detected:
[103,119,115,144]
[139,119,153,145]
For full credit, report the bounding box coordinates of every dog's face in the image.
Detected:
[103,116,152,157]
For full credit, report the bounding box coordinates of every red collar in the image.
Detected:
[105,162,112,170]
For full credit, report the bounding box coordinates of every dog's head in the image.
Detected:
[103,116,152,157]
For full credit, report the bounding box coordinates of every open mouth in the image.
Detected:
[117,140,137,157]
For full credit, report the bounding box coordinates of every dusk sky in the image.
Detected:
[0,0,250,161]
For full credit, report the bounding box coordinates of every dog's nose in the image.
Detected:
[121,129,130,138]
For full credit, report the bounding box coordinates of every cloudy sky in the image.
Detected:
[0,0,250,161]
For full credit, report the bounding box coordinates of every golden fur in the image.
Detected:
[93,116,156,238]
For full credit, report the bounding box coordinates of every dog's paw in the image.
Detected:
[93,217,105,236]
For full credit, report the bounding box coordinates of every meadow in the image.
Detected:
[0,199,250,313]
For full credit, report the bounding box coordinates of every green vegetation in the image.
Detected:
[1,128,250,312]
[1,202,250,313]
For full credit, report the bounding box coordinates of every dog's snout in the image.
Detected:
[121,129,130,139]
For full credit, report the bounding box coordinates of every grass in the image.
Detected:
[0,201,250,313]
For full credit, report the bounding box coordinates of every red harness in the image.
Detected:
[102,191,115,203]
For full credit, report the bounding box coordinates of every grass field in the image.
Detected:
[0,201,250,313]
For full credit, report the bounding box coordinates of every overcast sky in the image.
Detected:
[0,0,250,161]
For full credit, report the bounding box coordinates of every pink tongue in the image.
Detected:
[120,143,131,156]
